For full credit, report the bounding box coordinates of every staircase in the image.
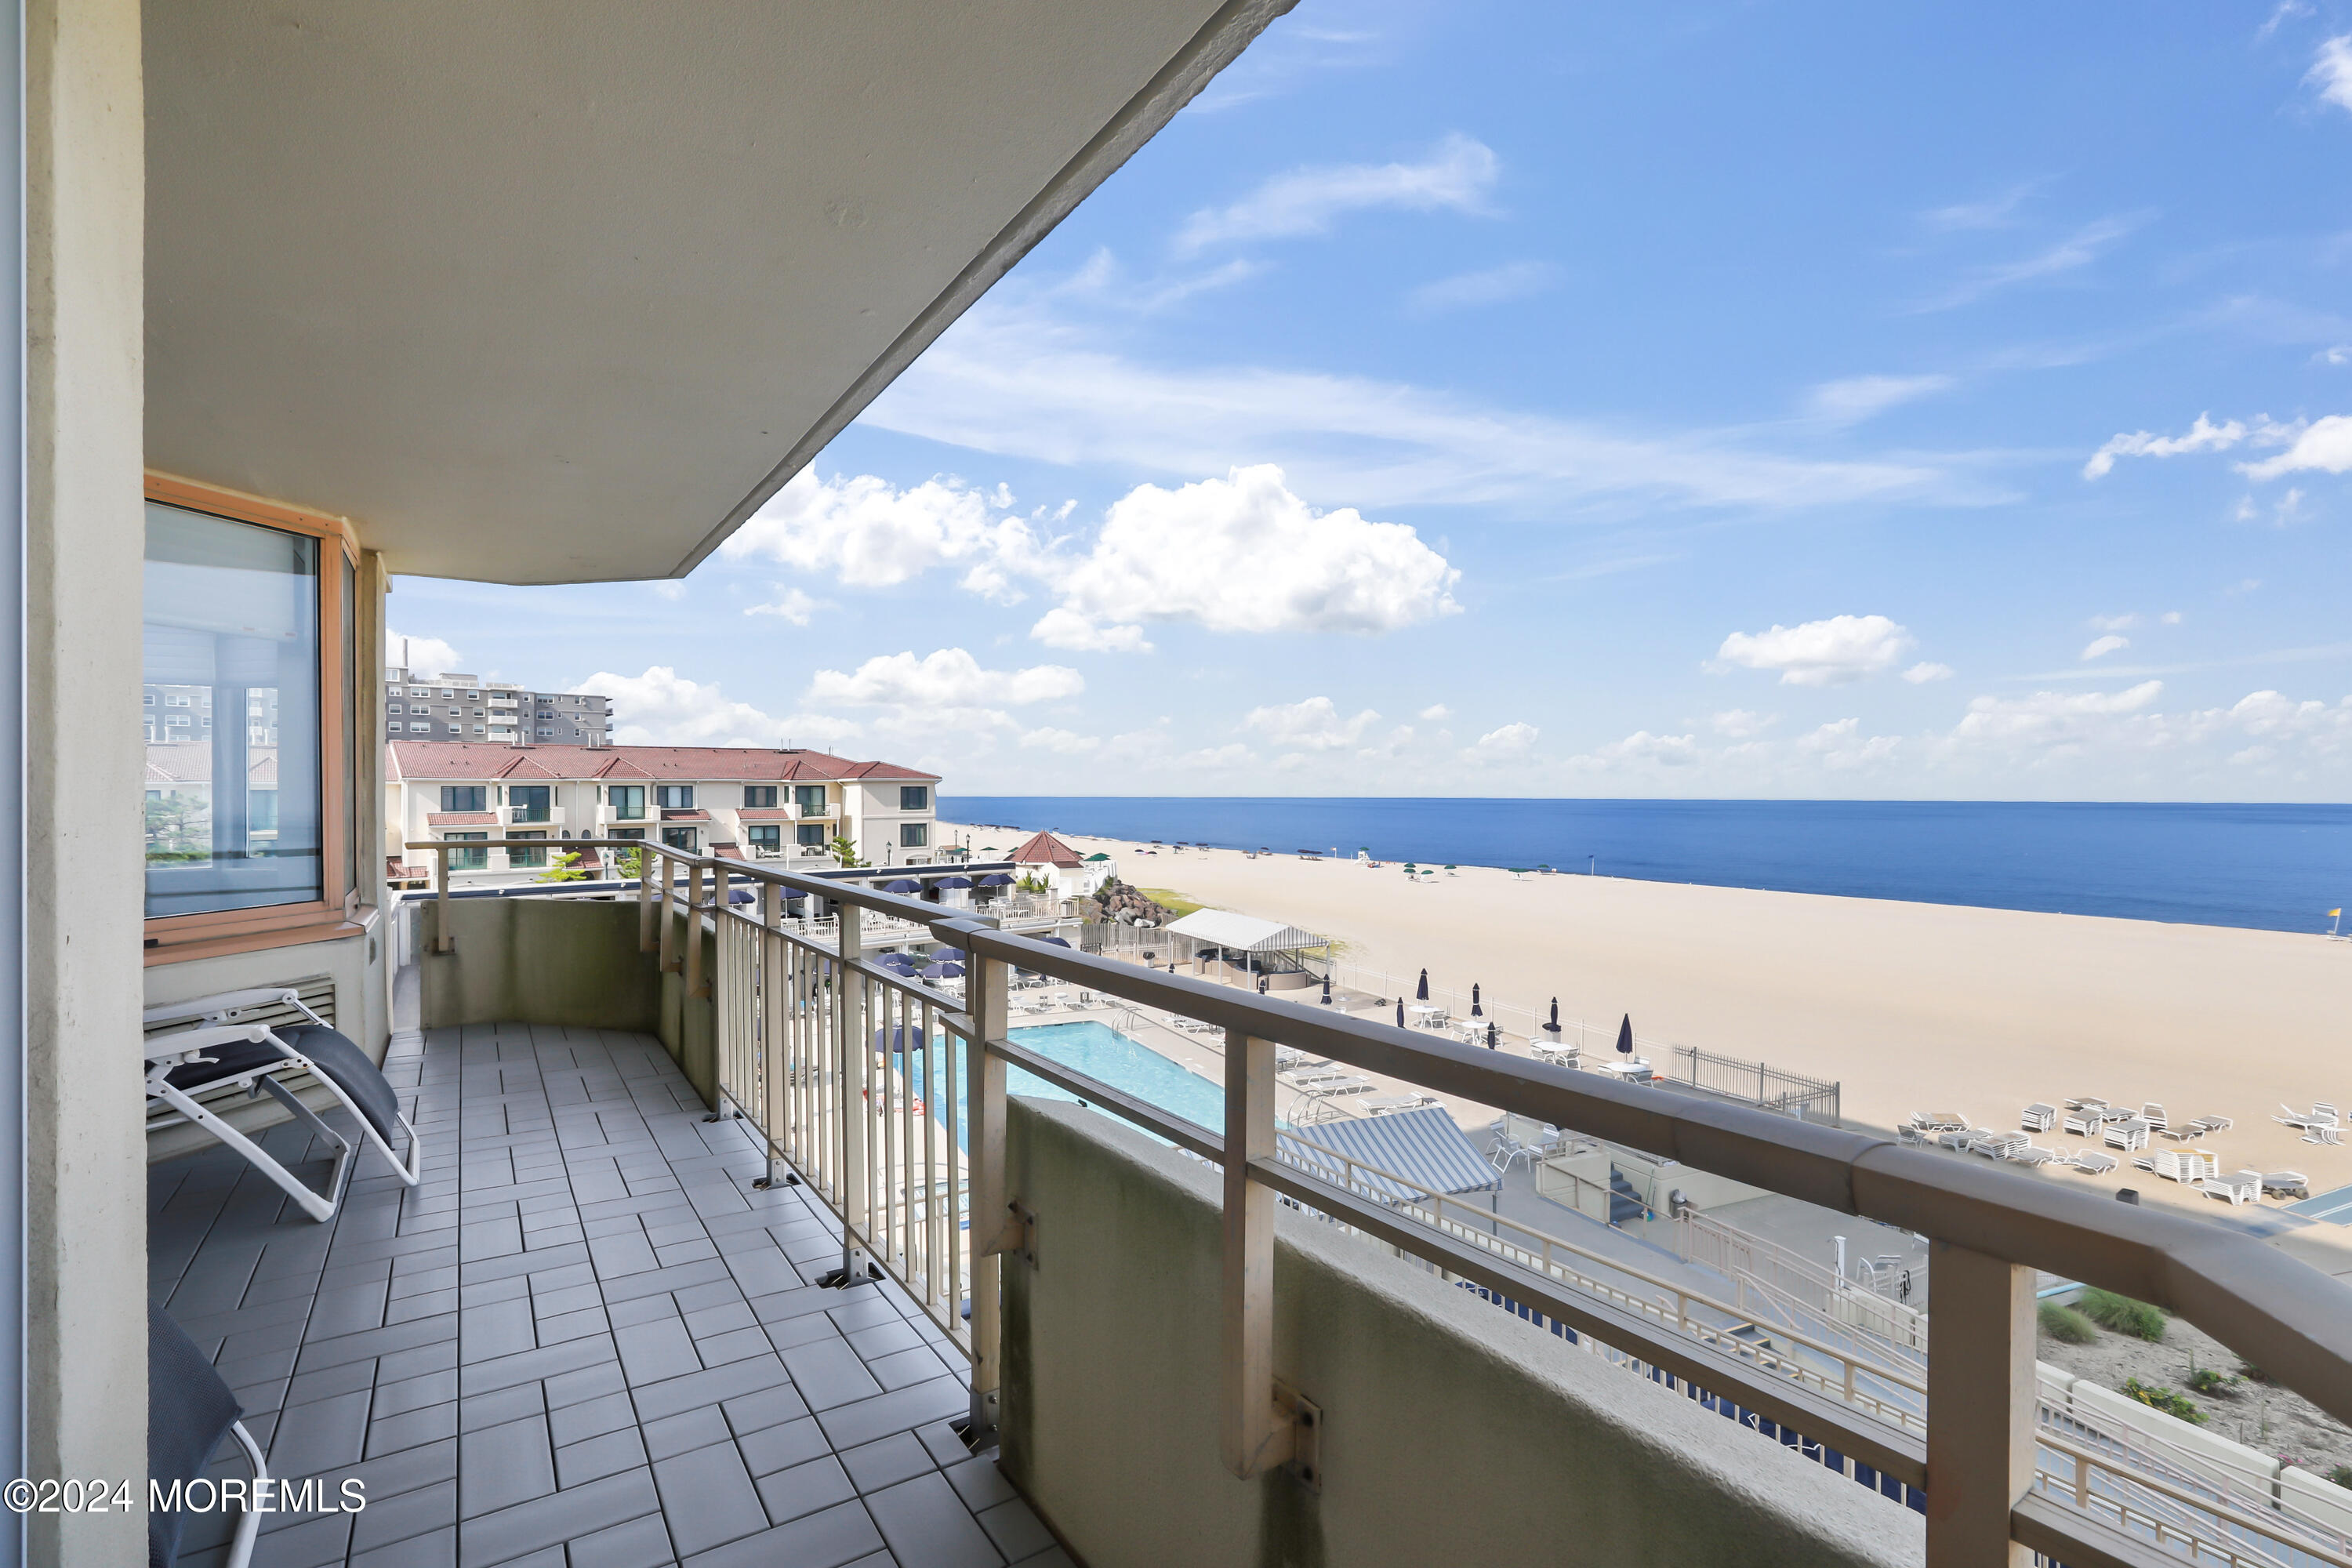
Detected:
[1608,1168,1647,1225]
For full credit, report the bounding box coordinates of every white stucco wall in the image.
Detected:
[1001,1098,1924,1568]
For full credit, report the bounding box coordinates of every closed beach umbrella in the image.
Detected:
[1471,983,1483,1018]
[1319,975,1332,1006]
[1486,1022,1499,1050]
[1543,998,1562,1038]
[1616,1013,1635,1056]
[1416,968,1430,1001]
[1395,999,1405,1027]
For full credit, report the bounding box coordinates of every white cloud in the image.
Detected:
[2260,1,2314,42]
[580,666,859,750]
[2083,412,2249,478]
[805,648,1082,713]
[1468,721,1538,761]
[2087,613,2140,632]
[1923,215,2145,310]
[1018,727,1101,755]
[1807,374,1954,423]
[1417,703,1451,721]
[1799,717,1900,770]
[1178,742,1256,770]
[1715,615,1915,686]
[2308,34,2352,111]
[1921,183,2040,232]
[720,469,1047,601]
[2081,634,2130,661]
[1711,709,1776,738]
[1243,696,1381,751]
[2239,414,2352,480]
[1406,260,1558,314]
[1177,132,1497,252]
[1949,681,2165,751]
[1029,608,1152,654]
[861,294,1974,517]
[1902,662,1955,684]
[1040,465,1461,647]
[2162,611,2183,624]
[1583,731,1701,768]
[388,630,463,678]
[651,580,688,602]
[744,588,826,626]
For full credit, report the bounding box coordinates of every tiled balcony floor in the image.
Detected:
[148,1022,1062,1568]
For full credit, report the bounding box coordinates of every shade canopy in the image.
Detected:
[1083,852,1112,862]
[921,960,965,979]
[883,879,920,893]
[144,0,1284,584]
[935,876,974,889]
[977,873,1014,887]
[1163,909,1327,954]
[1279,1108,1500,1201]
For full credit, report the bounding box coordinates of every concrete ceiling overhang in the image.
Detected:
[145,0,1290,584]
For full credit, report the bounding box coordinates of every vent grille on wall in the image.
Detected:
[143,975,339,1134]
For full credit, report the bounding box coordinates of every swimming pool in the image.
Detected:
[906,1019,1224,1146]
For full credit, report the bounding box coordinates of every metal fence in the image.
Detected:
[408,836,2352,1568]
[1670,1044,1842,1123]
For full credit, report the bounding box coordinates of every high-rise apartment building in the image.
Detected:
[383,666,614,745]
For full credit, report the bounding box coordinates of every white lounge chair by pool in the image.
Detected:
[2071,1151,2119,1175]
[2020,1103,2057,1133]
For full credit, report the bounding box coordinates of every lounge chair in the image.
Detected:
[150,1301,267,1568]
[2140,1102,2169,1134]
[2261,1171,2310,1199]
[2061,1110,2102,1137]
[1361,1093,1436,1116]
[2020,1103,2057,1133]
[143,987,423,1223]
[2071,1151,2119,1175]
[2101,1117,2151,1152]
[2306,1124,2344,1147]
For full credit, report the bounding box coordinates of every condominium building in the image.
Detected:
[383,665,612,745]
[387,740,940,883]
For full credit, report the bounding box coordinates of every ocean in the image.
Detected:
[938,797,2352,935]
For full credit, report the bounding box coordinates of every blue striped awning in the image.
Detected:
[1278,1105,1497,1201]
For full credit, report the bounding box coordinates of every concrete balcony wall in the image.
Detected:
[421,897,661,1036]
[1000,1098,1922,1568]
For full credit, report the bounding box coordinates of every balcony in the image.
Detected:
[500,805,564,829]
[152,837,2352,1568]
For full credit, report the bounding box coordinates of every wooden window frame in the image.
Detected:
[142,472,368,964]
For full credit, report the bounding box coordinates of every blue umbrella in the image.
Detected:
[728,887,755,905]
[1471,983,1483,1018]
[978,873,1013,887]
[1415,968,1429,1001]
[1319,975,1332,1006]
[1395,999,1405,1026]
[1486,1022,1500,1050]
[884,878,920,894]
[873,1025,926,1053]
[936,876,974,889]
[1616,1013,1635,1056]
[922,960,965,980]
[876,953,918,975]
[1037,935,1073,948]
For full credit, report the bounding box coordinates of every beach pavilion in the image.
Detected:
[1164,906,1332,992]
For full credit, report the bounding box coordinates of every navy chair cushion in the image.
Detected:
[149,1302,241,1568]
[280,1025,403,1148]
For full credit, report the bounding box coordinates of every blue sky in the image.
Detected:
[394,2,2352,800]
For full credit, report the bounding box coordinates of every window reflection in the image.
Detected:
[143,503,323,916]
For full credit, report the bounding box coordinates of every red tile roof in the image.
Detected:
[426,811,497,826]
[735,808,795,822]
[660,808,711,822]
[388,740,935,784]
[1011,829,1082,868]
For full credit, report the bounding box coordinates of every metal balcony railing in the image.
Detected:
[408,837,2352,1568]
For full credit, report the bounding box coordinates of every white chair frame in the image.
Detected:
[143,986,423,1222]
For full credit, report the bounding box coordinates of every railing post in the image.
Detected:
[833,902,871,1286]
[964,922,1010,1447]
[685,860,708,999]
[1925,1240,2035,1566]
[1221,1029,1294,1479]
[658,850,679,974]
[637,844,655,953]
[434,842,454,953]
[754,880,785,1189]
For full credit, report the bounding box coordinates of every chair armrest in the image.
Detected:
[144,1023,273,1064]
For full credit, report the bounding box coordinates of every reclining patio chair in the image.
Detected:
[151,1301,267,1568]
[143,986,422,1222]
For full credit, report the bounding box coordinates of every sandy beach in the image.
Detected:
[949,820,2352,1265]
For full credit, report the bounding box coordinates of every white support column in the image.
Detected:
[1925,1240,2036,1567]
[833,902,871,1284]
[964,928,1010,1444]
[1221,1029,1294,1479]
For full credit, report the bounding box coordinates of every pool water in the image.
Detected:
[906,1020,1224,1147]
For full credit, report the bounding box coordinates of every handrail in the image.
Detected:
[919,912,2352,1430]
[412,836,2352,1566]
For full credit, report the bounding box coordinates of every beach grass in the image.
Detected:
[2082,1287,2168,1341]
[2038,1301,2099,1344]
[1138,887,1206,920]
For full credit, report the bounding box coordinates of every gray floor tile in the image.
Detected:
[547,1390,637,1450]
[812,1378,967,1452]
[976,1497,1054,1563]
[866,1346,952,1392]
[458,1384,544,1434]
[563,1512,677,1568]
[456,1467,659,1567]
[555,1425,648,1488]
[863,1473,1003,1568]
[348,1477,456,1556]
[682,1501,884,1568]
[458,1415,555,1519]
[615,1318,702,1386]
[271,1388,375,1476]
[348,1523,456,1568]
[780,1340,881,1412]
[738,1416,833,1480]
[753,1456,856,1524]
[840,1432,933,1495]
[650,1441,769,1558]
[718,1383,807,1439]
[641,1405,729,1462]
[368,1400,459,1459]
